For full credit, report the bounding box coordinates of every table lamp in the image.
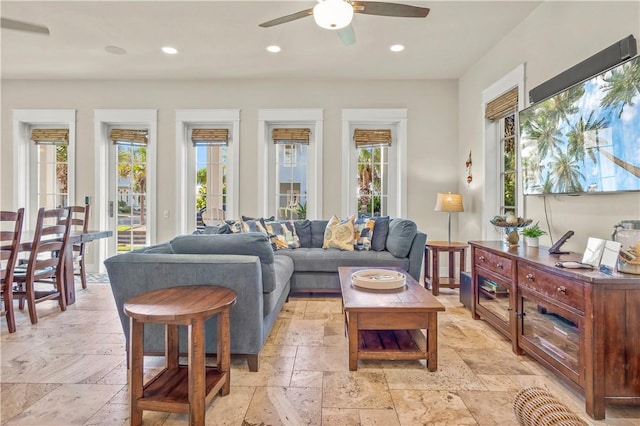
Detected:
[434,192,464,244]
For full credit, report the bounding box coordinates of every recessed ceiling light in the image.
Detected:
[266,45,281,53]
[161,46,178,55]
[105,45,127,55]
[390,44,405,52]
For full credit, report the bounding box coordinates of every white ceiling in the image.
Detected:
[0,1,541,80]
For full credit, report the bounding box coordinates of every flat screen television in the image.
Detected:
[519,55,640,195]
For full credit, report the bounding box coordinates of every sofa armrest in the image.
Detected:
[104,253,265,354]
[407,231,427,282]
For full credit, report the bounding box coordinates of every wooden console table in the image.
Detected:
[469,241,640,420]
[124,285,236,426]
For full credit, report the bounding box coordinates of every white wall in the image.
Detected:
[459,1,640,254]
[1,78,458,248]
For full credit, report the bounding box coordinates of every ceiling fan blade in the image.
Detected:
[1,17,50,35]
[337,24,356,46]
[352,1,430,18]
[259,8,314,28]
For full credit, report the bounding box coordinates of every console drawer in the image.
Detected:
[475,249,513,279]
[518,264,585,312]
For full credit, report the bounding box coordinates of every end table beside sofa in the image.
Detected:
[105,217,426,372]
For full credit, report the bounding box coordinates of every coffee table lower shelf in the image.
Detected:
[138,365,227,413]
[357,329,428,362]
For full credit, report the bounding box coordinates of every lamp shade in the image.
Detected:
[434,193,464,213]
[313,0,354,30]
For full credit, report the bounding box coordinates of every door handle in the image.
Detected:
[109,201,114,218]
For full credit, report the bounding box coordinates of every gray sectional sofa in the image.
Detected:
[105,218,426,371]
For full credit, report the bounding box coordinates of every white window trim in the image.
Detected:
[175,109,240,234]
[341,108,408,218]
[94,109,157,270]
[12,109,77,227]
[482,64,526,240]
[258,109,323,219]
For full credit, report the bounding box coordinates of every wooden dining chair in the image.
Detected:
[66,205,90,289]
[13,207,71,324]
[1,208,24,333]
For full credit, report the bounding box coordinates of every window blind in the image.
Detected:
[31,128,69,145]
[353,129,392,148]
[272,128,310,145]
[191,128,229,146]
[485,87,519,121]
[110,129,148,146]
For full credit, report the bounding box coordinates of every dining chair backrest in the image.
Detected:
[1,208,24,333]
[65,205,90,234]
[1,208,24,283]
[25,207,71,279]
[65,204,90,289]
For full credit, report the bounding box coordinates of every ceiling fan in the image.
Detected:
[1,17,50,35]
[259,0,429,46]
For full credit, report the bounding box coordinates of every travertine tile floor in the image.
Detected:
[1,277,639,425]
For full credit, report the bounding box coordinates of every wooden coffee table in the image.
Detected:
[338,266,446,371]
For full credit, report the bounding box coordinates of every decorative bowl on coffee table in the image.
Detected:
[351,269,406,290]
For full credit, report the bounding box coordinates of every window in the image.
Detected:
[94,108,157,264]
[12,110,76,228]
[193,128,228,226]
[32,128,70,209]
[500,114,517,216]
[354,129,391,216]
[273,128,309,220]
[341,109,407,218]
[481,66,525,239]
[111,128,148,253]
[258,109,323,220]
[175,110,239,234]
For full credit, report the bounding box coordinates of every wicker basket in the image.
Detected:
[513,387,588,426]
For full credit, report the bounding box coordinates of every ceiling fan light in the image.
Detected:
[313,0,354,30]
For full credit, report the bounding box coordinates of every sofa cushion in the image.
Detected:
[310,220,329,248]
[323,215,355,251]
[228,220,249,233]
[196,224,232,235]
[354,217,376,251]
[293,220,312,248]
[276,248,410,273]
[169,233,279,293]
[264,255,294,313]
[242,215,275,222]
[371,216,390,251]
[262,220,301,250]
[386,218,418,258]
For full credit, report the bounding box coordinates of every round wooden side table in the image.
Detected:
[124,285,237,426]
[424,241,468,296]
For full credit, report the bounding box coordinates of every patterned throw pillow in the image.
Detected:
[354,217,376,251]
[228,220,249,233]
[323,215,355,251]
[261,220,301,250]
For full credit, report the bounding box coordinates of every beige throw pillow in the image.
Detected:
[323,215,355,251]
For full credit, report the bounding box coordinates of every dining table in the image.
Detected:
[20,229,113,305]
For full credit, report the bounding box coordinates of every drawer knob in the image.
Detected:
[479,256,486,262]
[496,263,504,269]
[526,273,535,281]
[557,286,566,295]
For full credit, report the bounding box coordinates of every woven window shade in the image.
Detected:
[110,129,148,146]
[31,128,69,145]
[485,87,519,121]
[191,128,229,146]
[353,129,392,148]
[272,128,310,144]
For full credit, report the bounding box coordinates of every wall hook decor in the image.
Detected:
[466,151,472,184]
